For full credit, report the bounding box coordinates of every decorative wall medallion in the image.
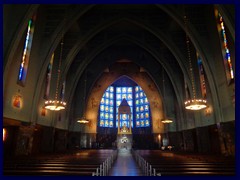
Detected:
[12,94,22,108]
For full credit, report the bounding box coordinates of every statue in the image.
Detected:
[121,123,129,133]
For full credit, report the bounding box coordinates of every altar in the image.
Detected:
[116,98,132,149]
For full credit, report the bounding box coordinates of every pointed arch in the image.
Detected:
[83,62,164,134]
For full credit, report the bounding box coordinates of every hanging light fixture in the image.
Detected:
[44,36,66,111]
[77,74,89,124]
[161,67,173,124]
[183,14,207,110]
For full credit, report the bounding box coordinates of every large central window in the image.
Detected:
[98,78,151,129]
[116,87,133,128]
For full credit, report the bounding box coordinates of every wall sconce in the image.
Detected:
[204,106,213,116]
[3,128,7,141]
[77,118,90,124]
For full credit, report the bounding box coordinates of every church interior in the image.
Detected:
[3,4,235,176]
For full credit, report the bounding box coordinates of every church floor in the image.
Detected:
[108,149,143,176]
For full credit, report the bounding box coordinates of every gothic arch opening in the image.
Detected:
[97,76,151,133]
[84,61,164,136]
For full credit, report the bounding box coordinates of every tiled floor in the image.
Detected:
[108,149,143,176]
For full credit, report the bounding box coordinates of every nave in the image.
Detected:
[3,148,235,176]
[3,4,235,176]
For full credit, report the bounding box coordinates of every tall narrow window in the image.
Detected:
[216,10,234,83]
[184,77,191,100]
[116,87,133,128]
[99,86,114,127]
[196,52,207,98]
[135,86,150,127]
[17,16,36,86]
[60,80,66,102]
[44,53,54,99]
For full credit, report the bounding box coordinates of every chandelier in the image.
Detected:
[183,15,207,111]
[161,67,173,124]
[77,76,89,124]
[44,36,66,111]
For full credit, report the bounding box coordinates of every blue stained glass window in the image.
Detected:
[136,121,140,127]
[136,107,139,112]
[117,88,121,93]
[109,121,113,127]
[128,94,132,99]
[110,107,113,113]
[105,120,109,127]
[99,85,150,128]
[117,94,121,99]
[110,94,113,99]
[145,120,149,126]
[217,12,234,82]
[136,100,139,105]
[110,114,113,120]
[145,98,148,103]
[105,99,109,105]
[135,86,150,127]
[100,120,104,126]
[105,106,109,112]
[99,86,114,127]
[101,98,104,104]
[18,18,35,86]
[116,87,133,128]
[105,113,109,119]
[110,100,114,106]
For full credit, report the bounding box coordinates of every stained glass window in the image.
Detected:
[17,17,35,86]
[197,52,207,98]
[135,86,150,127]
[60,80,66,101]
[44,53,54,99]
[99,85,151,128]
[116,87,133,128]
[216,11,234,83]
[99,86,114,127]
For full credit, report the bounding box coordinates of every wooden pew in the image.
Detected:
[133,150,235,176]
[4,149,117,176]
[4,170,94,176]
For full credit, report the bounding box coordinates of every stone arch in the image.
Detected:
[84,61,164,134]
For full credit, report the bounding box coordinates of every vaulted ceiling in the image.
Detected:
[3,4,235,129]
[34,4,234,121]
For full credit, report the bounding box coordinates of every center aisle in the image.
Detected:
[108,149,143,176]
